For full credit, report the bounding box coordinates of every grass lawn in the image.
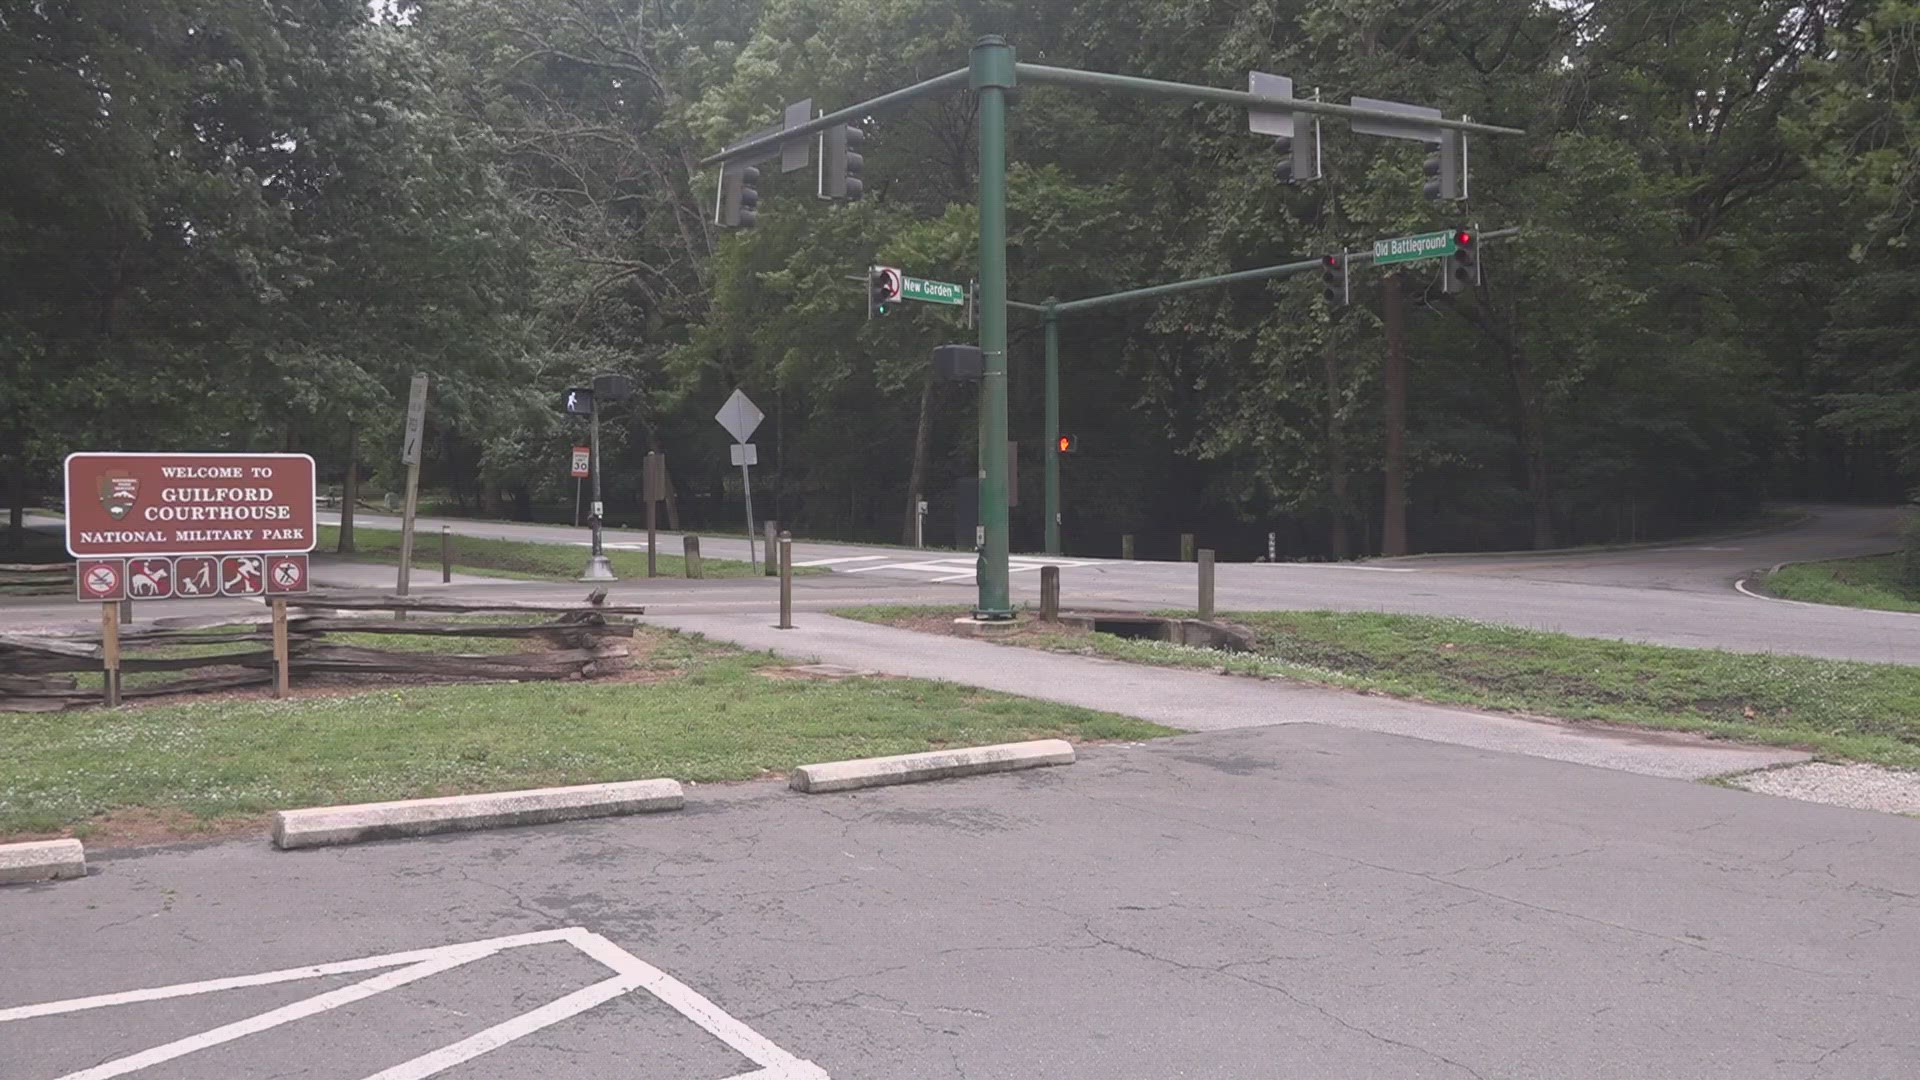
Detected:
[317,524,783,580]
[1763,554,1920,614]
[0,627,1167,839]
[840,605,1920,770]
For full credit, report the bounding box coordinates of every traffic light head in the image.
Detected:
[821,122,865,200]
[1056,434,1077,454]
[1271,129,1316,184]
[1444,229,1480,293]
[869,265,901,316]
[715,163,760,227]
[1321,253,1349,308]
[1422,133,1464,201]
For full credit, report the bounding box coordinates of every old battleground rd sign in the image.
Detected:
[65,453,317,559]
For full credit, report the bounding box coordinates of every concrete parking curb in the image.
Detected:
[790,739,1075,794]
[0,839,86,885]
[271,779,685,850]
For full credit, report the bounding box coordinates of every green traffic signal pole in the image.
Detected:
[699,39,1521,617]
[1043,301,1060,555]
[970,37,1017,617]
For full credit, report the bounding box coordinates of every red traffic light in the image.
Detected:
[1322,253,1342,268]
[1454,230,1474,247]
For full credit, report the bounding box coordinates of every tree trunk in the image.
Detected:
[338,421,358,553]
[5,468,23,545]
[1504,344,1556,549]
[1457,277,1557,551]
[903,372,935,545]
[1323,332,1350,560]
[1381,273,1409,557]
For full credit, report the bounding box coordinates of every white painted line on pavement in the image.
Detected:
[1735,575,1920,617]
[52,952,481,1080]
[0,928,576,1022]
[358,975,640,1080]
[1269,563,1416,573]
[793,556,887,567]
[5,926,829,1080]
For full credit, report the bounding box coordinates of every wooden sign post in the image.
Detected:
[644,451,666,578]
[100,601,121,707]
[271,598,290,698]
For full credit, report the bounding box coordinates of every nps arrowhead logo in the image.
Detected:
[97,471,140,520]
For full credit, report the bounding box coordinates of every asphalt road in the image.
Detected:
[4,724,1916,1079]
[10,505,1916,663]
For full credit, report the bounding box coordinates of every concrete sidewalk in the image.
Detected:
[649,611,1807,781]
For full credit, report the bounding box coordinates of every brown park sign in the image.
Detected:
[64,453,317,559]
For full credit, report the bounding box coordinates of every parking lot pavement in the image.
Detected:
[5,723,1919,1079]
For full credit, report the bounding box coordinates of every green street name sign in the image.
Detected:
[1372,231,1457,265]
[902,275,966,306]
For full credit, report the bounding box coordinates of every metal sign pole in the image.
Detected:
[742,460,758,571]
[583,393,615,580]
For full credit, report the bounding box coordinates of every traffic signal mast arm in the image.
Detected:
[699,69,972,168]
[1012,64,1524,138]
[699,64,1518,171]
[1035,227,1519,315]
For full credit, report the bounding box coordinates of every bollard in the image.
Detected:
[1121,534,1135,561]
[1040,565,1060,622]
[777,531,794,629]
[683,535,704,579]
[441,525,451,583]
[1180,533,1196,563]
[1268,531,1277,563]
[1198,548,1215,621]
[764,520,780,577]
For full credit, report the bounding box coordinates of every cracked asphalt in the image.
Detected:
[6,723,1919,1078]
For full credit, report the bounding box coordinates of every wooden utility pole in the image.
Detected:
[1381,274,1408,557]
[396,374,429,596]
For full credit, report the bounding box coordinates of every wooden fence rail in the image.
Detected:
[0,592,643,712]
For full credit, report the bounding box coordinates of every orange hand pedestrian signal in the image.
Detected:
[1056,435,1077,454]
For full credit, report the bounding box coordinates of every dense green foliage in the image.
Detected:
[5,0,1917,557]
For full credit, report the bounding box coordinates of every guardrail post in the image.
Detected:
[1198,549,1215,621]
[683,535,704,578]
[1040,565,1060,621]
[1121,534,1134,560]
[1181,533,1196,562]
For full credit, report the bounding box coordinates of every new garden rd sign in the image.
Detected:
[64,453,317,559]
